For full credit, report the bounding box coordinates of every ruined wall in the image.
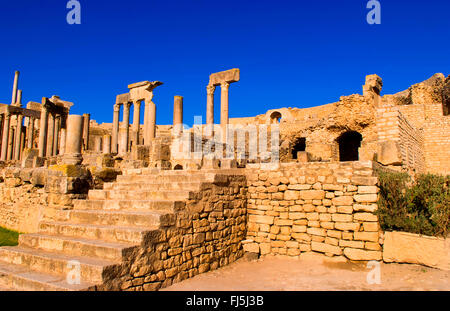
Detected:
[95,174,247,291]
[244,161,383,261]
[0,167,89,233]
[423,103,450,175]
[376,107,425,173]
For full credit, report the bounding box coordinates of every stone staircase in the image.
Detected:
[0,169,218,291]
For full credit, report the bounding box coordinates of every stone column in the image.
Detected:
[94,136,102,152]
[111,104,120,153]
[16,90,22,107]
[132,100,141,146]
[206,85,215,137]
[82,113,90,151]
[46,113,55,157]
[173,95,183,136]
[63,115,84,165]
[7,127,14,161]
[1,113,11,161]
[122,102,131,152]
[103,135,111,154]
[27,117,35,149]
[38,103,49,157]
[220,82,230,142]
[53,116,60,155]
[14,115,23,160]
[11,71,19,105]
[59,128,66,155]
[147,101,156,141]
[118,129,127,154]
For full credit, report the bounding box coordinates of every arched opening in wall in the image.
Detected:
[337,131,363,161]
[174,164,183,170]
[270,111,282,124]
[291,137,306,159]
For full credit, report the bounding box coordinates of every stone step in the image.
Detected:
[67,209,173,227]
[73,199,185,212]
[38,221,152,244]
[88,189,193,201]
[0,261,94,291]
[0,246,118,284]
[103,181,201,191]
[19,233,137,262]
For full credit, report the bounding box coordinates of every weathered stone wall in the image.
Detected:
[423,103,450,175]
[95,174,247,291]
[244,161,383,261]
[0,167,89,233]
[376,107,425,173]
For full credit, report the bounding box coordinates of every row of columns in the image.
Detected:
[37,104,67,158]
[0,112,38,161]
[111,99,157,153]
[206,81,231,138]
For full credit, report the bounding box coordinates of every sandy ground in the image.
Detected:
[162,253,449,291]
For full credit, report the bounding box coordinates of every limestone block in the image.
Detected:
[378,141,402,166]
[311,242,343,255]
[354,194,378,203]
[343,248,382,261]
[334,222,360,231]
[284,190,299,200]
[299,190,325,200]
[353,204,378,212]
[353,212,378,222]
[383,231,450,271]
[332,196,353,206]
[354,231,379,242]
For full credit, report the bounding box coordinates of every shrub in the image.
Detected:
[0,227,20,246]
[376,169,450,237]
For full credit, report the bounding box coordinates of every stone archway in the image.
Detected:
[174,164,183,170]
[270,111,282,124]
[337,131,362,161]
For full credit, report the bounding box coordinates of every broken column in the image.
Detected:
[38,99,49,157]
[26,117,35,149]
[132,100,141,146]
[173,95,183,136]
[122,102,131,152]
[1,112,11,161]
[82,113,90,151]
[14,114,23,160]
[11,71,19,105]
[102,135,111,154]
[111,103,121,154]
[46,113,55,157]
[63,115,84,165]
[147,101,156,141]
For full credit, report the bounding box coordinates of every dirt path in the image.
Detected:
[162,253,449,291]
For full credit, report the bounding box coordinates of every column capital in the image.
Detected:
[114,104,121,112]
[221,82,230,91]
[206,84,216,95]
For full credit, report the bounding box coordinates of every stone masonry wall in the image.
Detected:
[423,104,450,175]
[376,106,425,173]
[244,161,383,261]
[0,167,89,233]
[95,174,247,291]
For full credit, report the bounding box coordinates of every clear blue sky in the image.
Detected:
[0,0,449,125]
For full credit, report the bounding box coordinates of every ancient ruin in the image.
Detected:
[0,69,449,290]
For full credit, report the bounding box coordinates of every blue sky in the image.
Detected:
[0,0,449,125]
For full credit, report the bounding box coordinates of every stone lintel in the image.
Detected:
[127,81,163,91]
[209,68,240,86]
